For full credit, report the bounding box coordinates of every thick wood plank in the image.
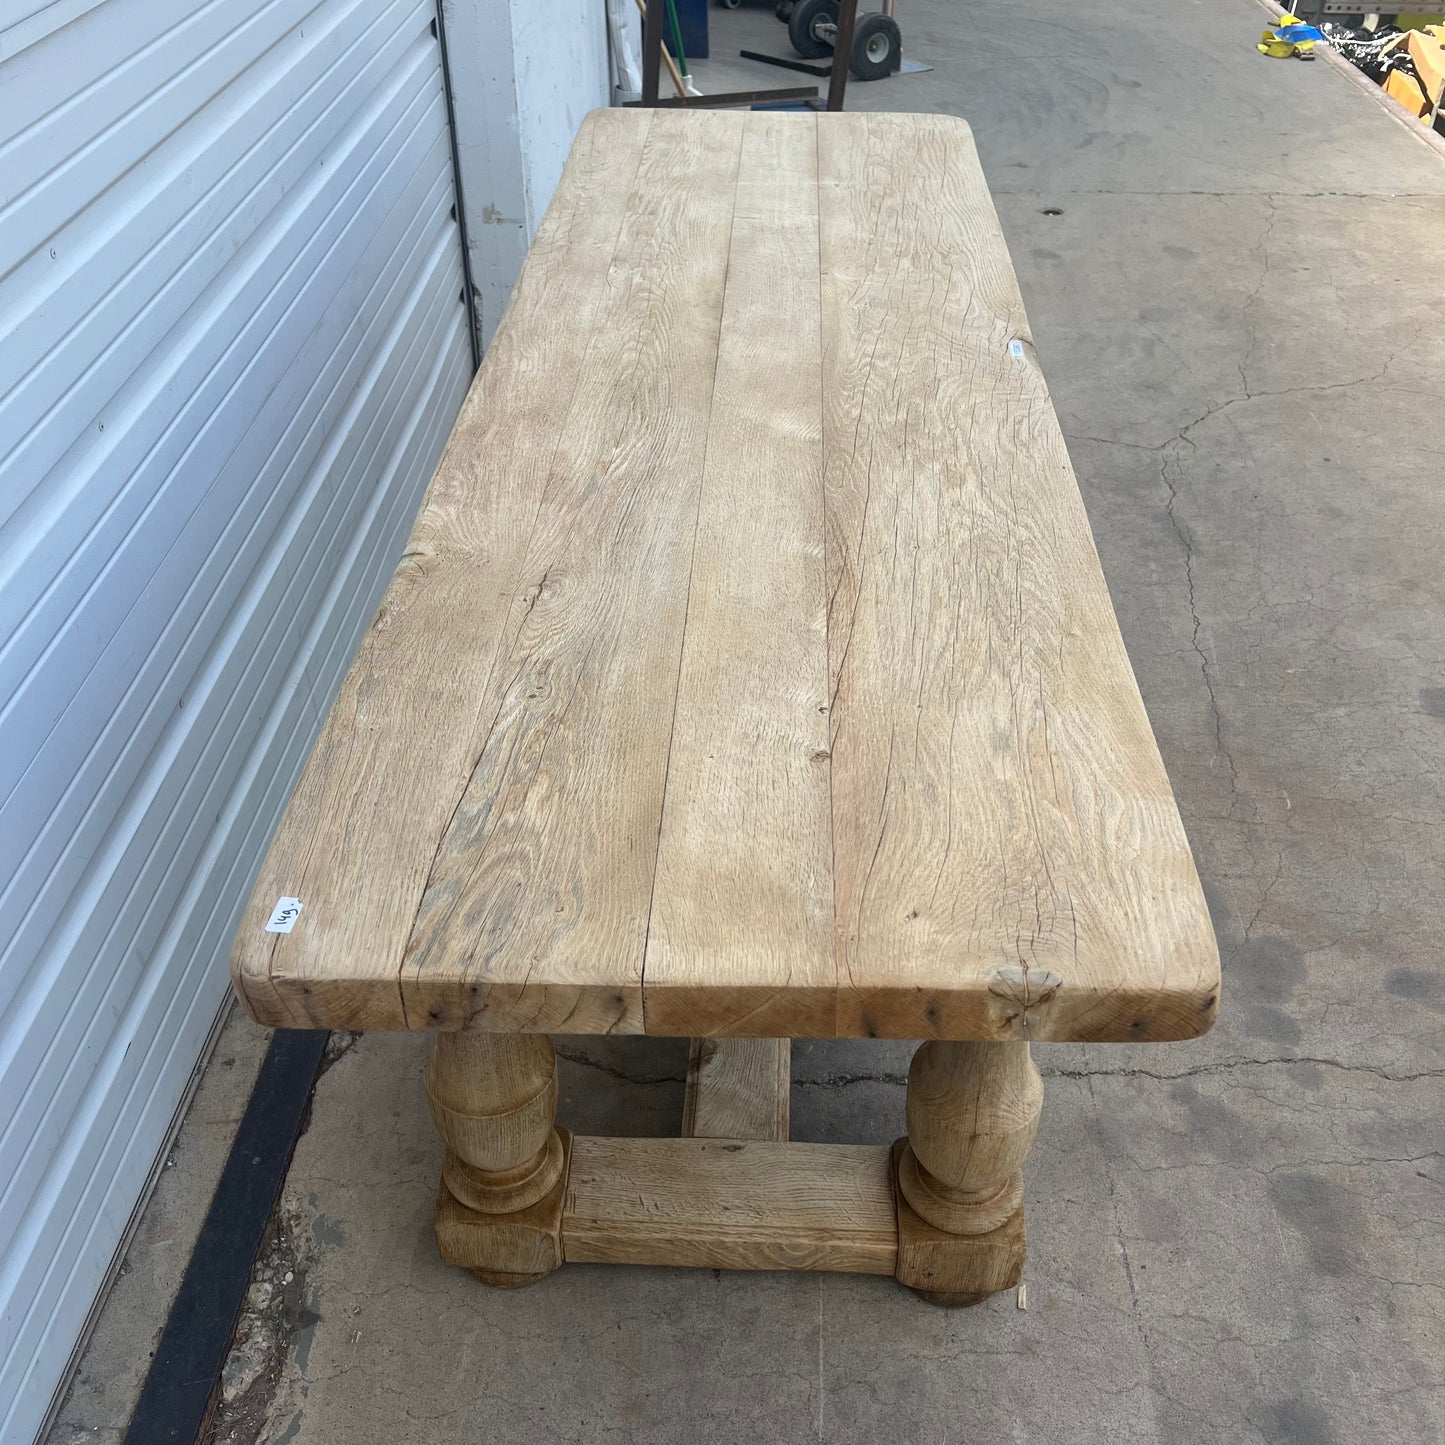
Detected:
[642,113,834,1037]
[398,110,747,1034]
[232,110,1219,1043]
[231,110,654,1030]
[819,113,1218,1042]
[563,1136,896,1274]
[683,1038,790,1141]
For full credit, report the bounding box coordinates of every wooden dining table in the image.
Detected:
[231,107,1219,1303]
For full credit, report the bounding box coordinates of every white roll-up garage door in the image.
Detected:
[0,1,473,1437]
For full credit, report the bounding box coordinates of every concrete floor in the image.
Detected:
[48,1,1445,1442]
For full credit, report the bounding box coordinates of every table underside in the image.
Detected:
[231,109,1218,1044]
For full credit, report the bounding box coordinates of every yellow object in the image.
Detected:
[1405,27,1445,104]
[1381,24,1445,117]
[1384,66,1432,117]
[1258,12,1316,59]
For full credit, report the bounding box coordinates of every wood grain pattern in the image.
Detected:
[563,1136,896,1274]
[642,115,834,1038]
[425,1032,564,1213]
[898,1040,1039,1235]
[891,1140,1026,1303]
[819,113,1217,1042]
[396,109,745,1035]
[231,110,1219,1044]
[231,109,656,1030]
[683,1038,790,1142]
[434,1146,570,1286]
[427,1034,569,1285]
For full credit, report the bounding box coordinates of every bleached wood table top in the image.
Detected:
[232,109,1219,1045]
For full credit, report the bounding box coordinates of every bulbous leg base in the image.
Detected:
[433,1131,571,1285]
[891,1039,1040,1305]
[425,1032,569,1286]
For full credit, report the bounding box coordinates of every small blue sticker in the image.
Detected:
[1008,339,1025,360]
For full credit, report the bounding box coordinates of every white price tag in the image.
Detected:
[1008,338,1025,360]
[265,897,304,934]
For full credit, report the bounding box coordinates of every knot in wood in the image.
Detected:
[987,965,1063,1021]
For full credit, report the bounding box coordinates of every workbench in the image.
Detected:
[232,108,1219,1302]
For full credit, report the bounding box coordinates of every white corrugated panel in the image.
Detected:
[0,0,473,1436]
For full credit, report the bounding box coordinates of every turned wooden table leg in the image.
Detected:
[893,1040,1042,1306]
[424,1032,570,1288]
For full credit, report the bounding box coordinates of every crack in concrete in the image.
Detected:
[1161,433,1241,805]
[1236,194,1279,396]
[1242,850,1285,943]
[555,1046,684,1086]
[795,1070,910,1089]
[1079,1046,1147,1340]
[1121,255,1430,817]
[998,188,1445,197]
[210,1204,318,1445]
[1044,1055,1445,1084]
[559,1049,1444,1090]
[316,1031,361,1079]
[1260,1152,1445,1177]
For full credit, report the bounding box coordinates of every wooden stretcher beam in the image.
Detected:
[562,1136,897,1275]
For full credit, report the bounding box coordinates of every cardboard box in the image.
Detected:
[1384,66,1432,117]
[1405,28,1445,105]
